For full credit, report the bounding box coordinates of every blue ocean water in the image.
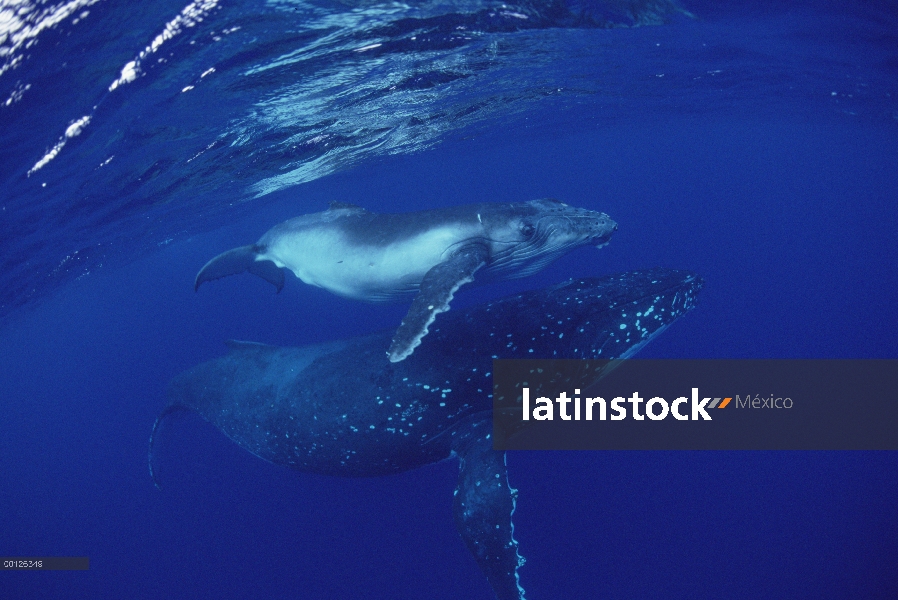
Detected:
[1,1,897,598]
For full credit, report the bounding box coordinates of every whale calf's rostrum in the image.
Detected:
[194,199,617,361]
[153,269,702,600]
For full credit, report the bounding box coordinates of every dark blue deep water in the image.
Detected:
[2,1,897,598]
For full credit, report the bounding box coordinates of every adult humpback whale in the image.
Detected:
[153,268,702,600]
[194,199,617,362]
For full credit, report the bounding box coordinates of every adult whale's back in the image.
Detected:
[194,199,617,361]
[154,269,702,600]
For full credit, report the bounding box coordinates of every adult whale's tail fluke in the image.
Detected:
[194,245,285,292]
[148,404,192,490]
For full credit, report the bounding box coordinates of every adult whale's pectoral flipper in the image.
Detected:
[194,245,285,292]
[388,243,488,362]
[452,419,525,600]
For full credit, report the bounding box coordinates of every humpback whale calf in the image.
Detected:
[194,199,617,362]
[153,268,701,600]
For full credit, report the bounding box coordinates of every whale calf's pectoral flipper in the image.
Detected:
[387,243,488,362]
[452,420,525,600]
[194,245,285,292]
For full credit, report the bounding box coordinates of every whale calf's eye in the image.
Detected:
[521,224,535,237]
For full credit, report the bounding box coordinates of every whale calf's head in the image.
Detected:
[482,198,617,277]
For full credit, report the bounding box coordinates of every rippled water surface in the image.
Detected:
[2,0,895,321]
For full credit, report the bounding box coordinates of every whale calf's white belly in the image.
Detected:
[265,225,473,302]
